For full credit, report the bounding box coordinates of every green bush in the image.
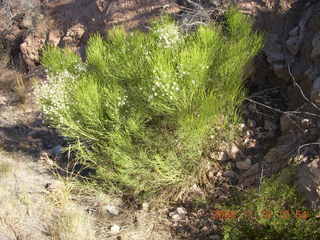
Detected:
[37,9,262,200]
[220,168,320,240]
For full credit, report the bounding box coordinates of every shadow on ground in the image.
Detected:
[0,118,64,158]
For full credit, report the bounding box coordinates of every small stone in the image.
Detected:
[301,118,311,128]
[142,202,149,211]
[228,144,242,160]
[244,137,250,145]
[176,207,187,215]
[168,211,176,217]
[201,226,209,232]
[211,223,218,231]
[216,171,222,177]
[217,151,228,162]
[239,123,246,131]
[208,171,215,179]
[246,130,254,137]
[105,205,120,216]
[110,224,121,234]
[248,139,257,148]
[236,158,251,170]
[0,96,7,105]
[297,154,309,163]
[171,214,182,221]
[45,181,64,192]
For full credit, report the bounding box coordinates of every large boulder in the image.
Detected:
[20,29,46,67]
[18,0,179,68]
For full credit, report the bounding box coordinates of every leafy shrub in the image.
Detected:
[220,168,320,240]
[37,9,262,200]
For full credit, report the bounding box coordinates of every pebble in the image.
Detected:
[217,151,228,162]
[0,96,7,105]
[301,118,311,128]
[110,224,121,234]
[248,139,257,148]
[176,207,187,215]
[228,144,241,160]
[142,202,149,211]
[246,130,254,137]
[105,205,120,216]
[239,123,246,131]
[208,171,215,179]
[171,214,182,221]
[169,211,175,217]
[201,226,209,232]
[297,154,309,163]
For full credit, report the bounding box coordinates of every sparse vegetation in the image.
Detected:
[47,182,96,240]
[14,74,27,104]
[0,161,11,177]
[37,9,262,201]
[219,168,320,240]
[0,160,96,240]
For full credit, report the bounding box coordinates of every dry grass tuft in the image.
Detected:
[0,152,97,240]
[46,182,97,240]
[48,203,96,240]
[14,74,27,104]
[0,161,12,177]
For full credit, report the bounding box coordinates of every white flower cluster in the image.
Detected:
[147,79,181,102]
[75,63,87,73]
[35,70,76,122]
[117,95,128,107]
[156,24,181,48]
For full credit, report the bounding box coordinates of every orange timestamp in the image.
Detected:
[212,209,311,221]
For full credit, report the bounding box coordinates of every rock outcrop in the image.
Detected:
[1,0,180,70]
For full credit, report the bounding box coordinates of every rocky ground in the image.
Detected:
[2,0,320,239]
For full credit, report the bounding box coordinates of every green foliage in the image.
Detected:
[37,9,262,200]
[221,168,320,240]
